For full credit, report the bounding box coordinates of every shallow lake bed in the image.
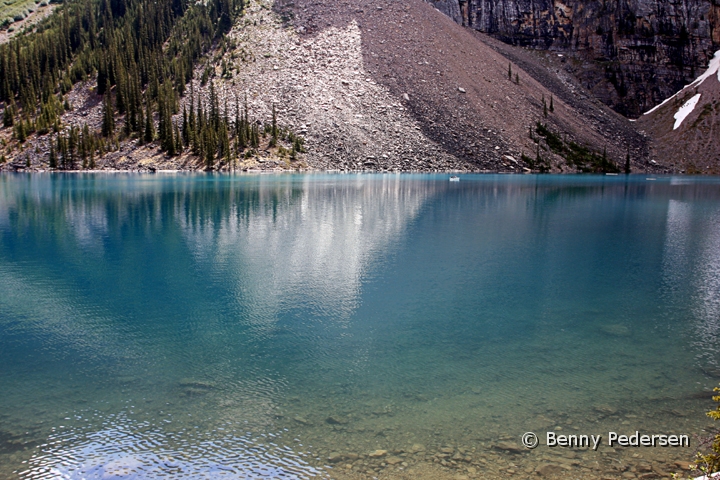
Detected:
[1,173,719,479]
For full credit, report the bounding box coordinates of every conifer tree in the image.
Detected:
[49,139,57,168]
[182,105,189,146]
[102,95,114,137]
[144,105,155,143]
[3,104,13,127]
[15,120,26,142]
[269,104,278,147]
[174,122,182,154]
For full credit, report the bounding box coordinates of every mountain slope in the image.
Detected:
[222,0,652,172]
[427,0,718,118]
[638,51,720,174]
[0,0,658,173]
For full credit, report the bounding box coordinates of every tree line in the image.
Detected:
[0,0,297,167]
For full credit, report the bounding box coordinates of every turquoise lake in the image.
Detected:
[1,173,720,479]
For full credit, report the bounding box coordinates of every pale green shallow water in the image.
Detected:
[1,173,720,479]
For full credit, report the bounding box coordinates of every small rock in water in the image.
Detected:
[598,324,631,337]
[594,405,618,416]
[369,449,387,458]
[410,443,426,453]
[440,447,454,454]
[293,416,310,425]
[325,415,347,425]
[385,456,402,465]
[493,441,523,454]
[327,452,343,463]
[178,378,216,390]
[536,463,565,476]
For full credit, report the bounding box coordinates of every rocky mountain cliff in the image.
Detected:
[1,0,659,173]
[427,0,719,117]
[638,50,720,173]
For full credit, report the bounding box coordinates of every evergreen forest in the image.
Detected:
[0,0,302,169]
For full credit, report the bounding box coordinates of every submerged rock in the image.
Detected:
[325,415,347,425]
[536,463,565,476]
[493,441,523,454]
[598,324,631,337]
[178,378,216,390]
[327,452,343,463]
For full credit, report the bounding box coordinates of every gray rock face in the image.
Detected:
[426,0,718,116]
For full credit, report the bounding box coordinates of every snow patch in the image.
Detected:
[673,93,701,130]
[644,50,720,115]
[687,49,720,89]
[643,94,675,116]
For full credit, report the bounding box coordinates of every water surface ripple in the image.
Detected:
[1,173,720,478]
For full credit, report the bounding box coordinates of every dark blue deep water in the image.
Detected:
[1,173,720,479]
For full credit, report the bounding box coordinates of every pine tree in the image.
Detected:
[3,104,13,127]
[549,95,554,113]
[219,121,230,162]
[49,139,57,168]
[81,124,90,167]
[182,105,189,146]
[204,125,214,168]
[58,134,67,169]
[144,105,155,143]
[174,122,182,154]
[251,123,259,149]
[269,104,278,147]
[15,119,26,142]
[102,94,114,137]
[209,81,219,128]
[508,63,512,80]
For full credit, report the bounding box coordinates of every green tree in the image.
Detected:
[144,105,155,143]
[3,104,14,127]
[102,95,114,137]
[49,139,57,168]
[269,104,278,147]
